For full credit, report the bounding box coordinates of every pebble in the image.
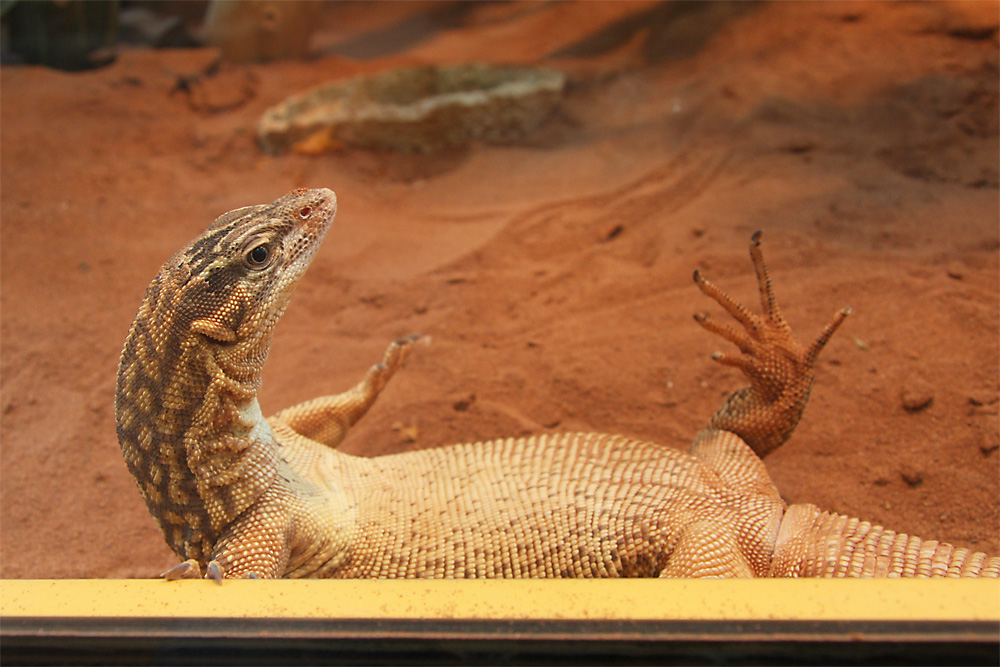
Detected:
[901,384,934,412]
[899,465,924,488]
[968,390,997,407]
[452,394,476,412]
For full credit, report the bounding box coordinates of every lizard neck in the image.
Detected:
[116,274,278,564]
[116,187,337,568]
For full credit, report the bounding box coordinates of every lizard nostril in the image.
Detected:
[298,206,312,219]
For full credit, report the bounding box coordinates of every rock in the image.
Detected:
[870,464,892,487]
[202,0,321,63]
[968,390,998,407]
[901,382,934,412]
[118,6,197,49]
[391,421,419,443]
[899,465,924,488]
[257,63,565,154]
[175,62,258,115]
[945,262,965,279]
[452,394,476,412]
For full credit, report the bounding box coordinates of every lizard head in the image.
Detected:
[164,187,338,380]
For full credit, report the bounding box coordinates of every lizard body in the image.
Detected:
[116,188,999,580]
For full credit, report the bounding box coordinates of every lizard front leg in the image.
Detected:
[161,490,294,582]
[692,231,850,458]
[212,488,297,580]
[270,335,421,448]
[209,494,294,580]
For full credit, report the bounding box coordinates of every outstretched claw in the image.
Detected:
[693,231,849,457]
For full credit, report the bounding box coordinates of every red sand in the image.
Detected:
[1,1,997,578]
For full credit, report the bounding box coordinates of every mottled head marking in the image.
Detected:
[168,189,337,346]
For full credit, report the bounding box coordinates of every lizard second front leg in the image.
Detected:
[270,335,421,448]
[162,486,305,582]
[692,231,850,459]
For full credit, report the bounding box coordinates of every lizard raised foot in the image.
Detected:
[693,230,850,458]
[271,334,423,448]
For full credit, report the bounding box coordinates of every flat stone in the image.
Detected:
[257,63,565,154]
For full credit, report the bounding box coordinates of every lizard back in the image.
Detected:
[273,429,784,578]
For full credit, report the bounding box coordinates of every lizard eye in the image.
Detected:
[298,206,312,220]
[245,243,272,268]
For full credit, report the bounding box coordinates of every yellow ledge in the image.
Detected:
[2,579,998,622]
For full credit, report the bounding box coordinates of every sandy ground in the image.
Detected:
[1,1,997,579]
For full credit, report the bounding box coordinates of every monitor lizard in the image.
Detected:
[115,187,999,580]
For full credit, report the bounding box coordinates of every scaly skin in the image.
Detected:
[116,189,999,580]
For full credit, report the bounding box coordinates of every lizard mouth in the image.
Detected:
[279,187,338,287]
[253,187,339,339]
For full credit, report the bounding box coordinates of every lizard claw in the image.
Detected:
[693,310,754,354]
[709,351,751,371]
[394,333,424,347]
[366,334,423,393]
[385,333,423,368]
[206,560,224,584]
[805,306,851,364]
[161,559,202,581]
[161,558,227,583]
